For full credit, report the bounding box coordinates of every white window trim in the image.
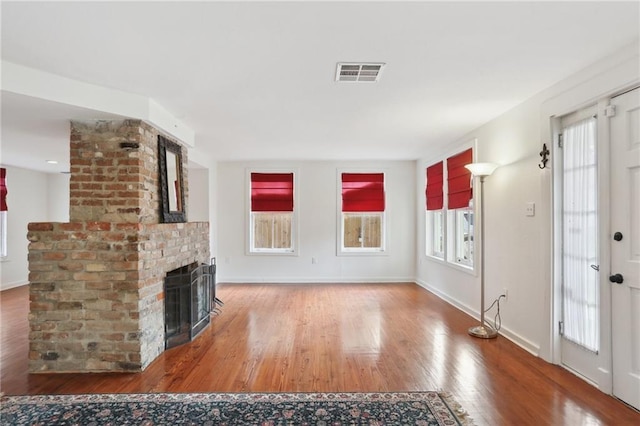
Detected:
[336,168,388,256]
[246,168,299,256]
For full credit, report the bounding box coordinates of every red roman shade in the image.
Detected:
[341,173,385,212]
[251,173,294,212]
[0,168,7,212]
[425,162,443,210]
[447,148,473,209]
[447,148,473,210]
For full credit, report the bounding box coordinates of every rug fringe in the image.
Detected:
[438,391,475,426]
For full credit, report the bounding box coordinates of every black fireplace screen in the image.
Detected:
[164,260,216,349]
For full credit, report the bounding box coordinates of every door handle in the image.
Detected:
[590,264,599,271]
[609,274,624,284]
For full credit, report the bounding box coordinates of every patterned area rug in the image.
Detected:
[0,391,473,425]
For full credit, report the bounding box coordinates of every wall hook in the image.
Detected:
[539,143,550,169]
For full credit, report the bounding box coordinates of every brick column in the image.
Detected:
[69,119,188,223]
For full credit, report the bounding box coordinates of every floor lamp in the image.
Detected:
[465,162,499,339]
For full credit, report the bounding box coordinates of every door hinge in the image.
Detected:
[558,134,563,149]
[559,321,564,336]
[604,105,616,117]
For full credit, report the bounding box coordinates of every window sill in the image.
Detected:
[247,250,298,256]
[339,249,388,257]
[424,255,476,276]
[426,254,445,262]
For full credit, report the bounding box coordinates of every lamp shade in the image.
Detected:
[465,162,499,177]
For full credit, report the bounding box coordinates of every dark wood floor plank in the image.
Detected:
[1,283,638,425]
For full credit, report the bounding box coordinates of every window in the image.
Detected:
[343,213,383,248]
[249,172,296,254]
[427,210,444,258]
[454,206,474,266]
[0,212,6,258]
[561,115,599,352]
[425,162,444,258]
[0,168,6,258]
[340,172,385,252]
[447,148,474,267]
[252,212,292,250]
[425,147,475,268]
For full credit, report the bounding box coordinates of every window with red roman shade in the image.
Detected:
[426,162,443,210]
[250,173,294,212]
[0,168,7,211]
[447,148,473,209]
[341,173,385,212]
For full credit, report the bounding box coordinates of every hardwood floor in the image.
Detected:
[1,283,638,425]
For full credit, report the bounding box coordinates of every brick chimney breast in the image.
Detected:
[27,120,209,373]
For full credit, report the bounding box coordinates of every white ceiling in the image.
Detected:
[1,1,639,173]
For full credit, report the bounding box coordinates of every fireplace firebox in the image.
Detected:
[164,261,216,349]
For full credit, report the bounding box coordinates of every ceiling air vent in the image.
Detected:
[335,63,385,83]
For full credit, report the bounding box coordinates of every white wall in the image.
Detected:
[415,42,640,360]
[0,166,69,290]
[188,168,210,222]
[217,160,416,283]
[47,172,70,221]
[188,165,218,265]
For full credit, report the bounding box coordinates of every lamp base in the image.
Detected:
[468,325,498,339]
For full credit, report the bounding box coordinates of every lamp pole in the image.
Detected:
[466,163,498,339]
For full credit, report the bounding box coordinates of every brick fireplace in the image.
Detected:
[27,120,210,373]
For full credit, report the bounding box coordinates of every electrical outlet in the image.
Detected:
[502,288,508,301]
[312,257,318,264]
[525,202,535,217]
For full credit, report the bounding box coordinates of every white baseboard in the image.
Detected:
[414,278,540,357]
[218,277,414,284]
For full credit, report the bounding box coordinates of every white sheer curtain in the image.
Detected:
[562,117,599,352]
